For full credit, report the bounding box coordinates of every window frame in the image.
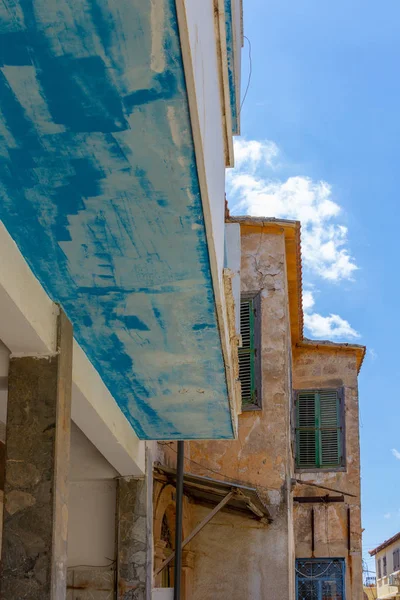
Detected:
[238,291,262,411]
[383,555,387,577]
[294,387,345,471]
[378,558,382,579]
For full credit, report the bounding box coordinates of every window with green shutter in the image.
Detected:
[295,389,343,469]
[239,293,261,409]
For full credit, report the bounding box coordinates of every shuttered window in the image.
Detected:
[239,294,261,409]
[296,389,343,469]
[378,559,382,579]
[393,549,399,572]
[383,556,387,576]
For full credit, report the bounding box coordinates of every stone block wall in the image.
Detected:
[292,347,363,600]
[186,229,295,599]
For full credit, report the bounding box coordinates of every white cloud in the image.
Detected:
[302,290,315,312]
[302,291,360,340]
[228,138,358,281]
[384,513,392,520]
[369,348,378,361]
[304,310,360,340]
[392,448,400,460]
[233,139,279,171]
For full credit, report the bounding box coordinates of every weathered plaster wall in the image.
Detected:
[67,423,117,599]
[156,228,363,600]
[225,223,241,334]
[68,423,118,569]
[292,348,363,600]
[190,506,286,600]
[187,230,295,599]
[190,231,291,487]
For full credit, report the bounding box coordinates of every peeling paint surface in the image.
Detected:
[0,0,233,439]
[224,0,239,134]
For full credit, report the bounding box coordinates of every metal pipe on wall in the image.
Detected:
[347,506,351,552]
[311,507,315,557]
[174,441,184,600]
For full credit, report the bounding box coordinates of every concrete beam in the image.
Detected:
[72,341,145,476]
[0,222,145,475]
[0,223,58,355]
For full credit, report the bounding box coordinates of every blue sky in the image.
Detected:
[228,0,400,575]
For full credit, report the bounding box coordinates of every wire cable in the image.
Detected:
[240,35,252,113]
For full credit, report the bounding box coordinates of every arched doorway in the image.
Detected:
[153,483,194,598]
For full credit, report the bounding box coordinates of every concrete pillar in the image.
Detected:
[117,465,152,600]
[0,310,73,600]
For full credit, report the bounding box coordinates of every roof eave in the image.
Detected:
[369,532,400,556]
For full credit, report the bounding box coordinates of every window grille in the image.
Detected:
[296,559,345,600]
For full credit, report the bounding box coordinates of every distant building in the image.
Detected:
[156,216,366,599]
[370,532,400,599]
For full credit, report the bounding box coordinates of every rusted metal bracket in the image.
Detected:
[294,478,357,498]
[154,490,235,578]
[294,495,344,503]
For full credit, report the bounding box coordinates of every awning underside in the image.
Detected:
[155,465,272,522]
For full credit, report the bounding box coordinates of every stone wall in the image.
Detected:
[155,226,363,600]
[292,348,363,600]
[1,321,72,600]
[187,229,295,599]
[117,474,153,600]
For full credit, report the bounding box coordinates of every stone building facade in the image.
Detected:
[155,216,365,600]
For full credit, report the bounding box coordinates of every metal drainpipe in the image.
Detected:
[174,441,184,600]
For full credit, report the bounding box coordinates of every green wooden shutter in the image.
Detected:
[319,390,341,467]
[296,389,342,468]
[239,297,256,407]
[296,392,317,468]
